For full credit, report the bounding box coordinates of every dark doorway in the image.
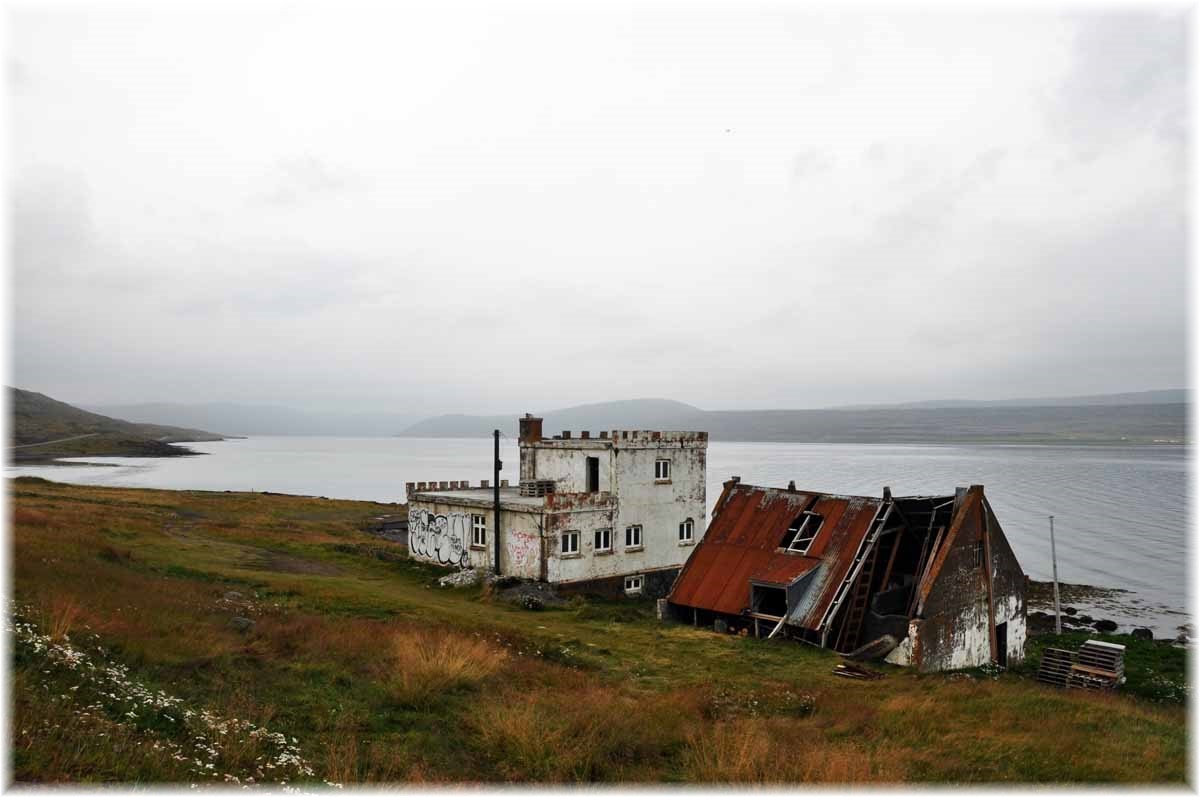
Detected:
[995,621,1008,667]
[586,457,600,492]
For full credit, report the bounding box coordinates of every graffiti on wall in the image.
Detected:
[508,529,539,573]
[409,509,470,568]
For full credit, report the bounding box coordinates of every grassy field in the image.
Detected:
[10,477,1189,785]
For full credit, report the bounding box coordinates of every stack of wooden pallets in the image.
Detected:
[1036,640,1125,692]
[518,479,557,497]
[1069,640,1126,691]
[1035,647,1076,688]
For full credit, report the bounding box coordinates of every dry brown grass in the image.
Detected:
[43,594,81,642]
[470,682,701,782]
[385,629,509,707]
[14,507,51,527]
[680,718,904,783]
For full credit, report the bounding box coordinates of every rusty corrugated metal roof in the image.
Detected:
[668,483,884,630]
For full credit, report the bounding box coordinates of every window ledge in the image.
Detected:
[594,550,613,556]
[469,544,487,551]
[678,540,695,546]
[654,479,672,485]
[625,546,644,553]
[561,552,581,560]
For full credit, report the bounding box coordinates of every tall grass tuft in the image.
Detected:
[680,718,903,783]
[469,685,698,782]
[386,629,508,707]
[45,595,82,642]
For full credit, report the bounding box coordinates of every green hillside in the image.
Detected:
[11,387,225,462]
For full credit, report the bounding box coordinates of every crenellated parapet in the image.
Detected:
[406,479,510,497]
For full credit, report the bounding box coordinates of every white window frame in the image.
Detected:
[624,575,644,595]
[679,518,695,544]
[593,527,612,554]
[561,530,580,557]
[625,524,643,550]
[784,512,822,555]
[654,459,672,482]
[471,514,487,548]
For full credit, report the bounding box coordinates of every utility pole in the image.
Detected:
[1049,515,1061,635]
[493,430,502,576]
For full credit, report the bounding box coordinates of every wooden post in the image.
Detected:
[1049,515,1061,635]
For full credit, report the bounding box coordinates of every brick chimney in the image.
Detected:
[518,413,543,444]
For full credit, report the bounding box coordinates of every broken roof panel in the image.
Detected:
[669,482,886,629]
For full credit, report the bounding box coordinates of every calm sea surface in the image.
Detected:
[9,437,1189,634]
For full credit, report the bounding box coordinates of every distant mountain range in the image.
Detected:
[835,389,1188,410]
[63,389,1188,445]
[10,387,225,462]
[398,392,1189,445]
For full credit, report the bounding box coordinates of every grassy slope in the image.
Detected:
[11,388,225,462]
[10,478,1187,785]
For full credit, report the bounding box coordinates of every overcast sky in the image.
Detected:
[9,3,1188,415]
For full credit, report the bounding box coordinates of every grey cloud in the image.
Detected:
[256,156,364,207]
[1050,11,1186,157]
[8,7,1187,413]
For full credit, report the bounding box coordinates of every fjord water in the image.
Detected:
[9,436,1188,634]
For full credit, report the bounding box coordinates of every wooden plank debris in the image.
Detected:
[833,661,885,680]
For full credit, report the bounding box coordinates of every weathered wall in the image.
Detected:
[521,441,615,493]
[543,493,618,583]
[556,566,681,599]
[907,490,1027,672]
[524,432,707,590]
[611,437,707,578]
[406,498,545,579]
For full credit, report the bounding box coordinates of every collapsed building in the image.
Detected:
[666,479,1026,671]
[405,414,708,597]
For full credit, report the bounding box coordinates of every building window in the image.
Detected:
[471,514,487,548]
[562,530,580,557]
[586,456,600,492]
[781,512,822,554]
[624,575,644,595]
[594,528,612,553]
[655,459,671,481]
[625,524,643,550]
[679,518,695,544]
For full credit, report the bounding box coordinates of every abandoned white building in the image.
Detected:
[405,414,708,597]
[667,480,1026,672]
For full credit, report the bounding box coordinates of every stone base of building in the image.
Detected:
[555,567,681,600]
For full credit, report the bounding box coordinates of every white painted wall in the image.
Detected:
[411,430,708,589]
[611,442,706,578]
[525,433,707,585]
[523,443,615,493]
[406,498,544,579]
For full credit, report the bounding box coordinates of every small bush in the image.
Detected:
[98,545,134,564]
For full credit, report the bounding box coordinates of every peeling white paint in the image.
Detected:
[407,425,707,590]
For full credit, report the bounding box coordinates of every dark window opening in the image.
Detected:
[780,512,823,554]
[751,585,788,617]
[995,621,1008,667]
[586,456,600,493]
